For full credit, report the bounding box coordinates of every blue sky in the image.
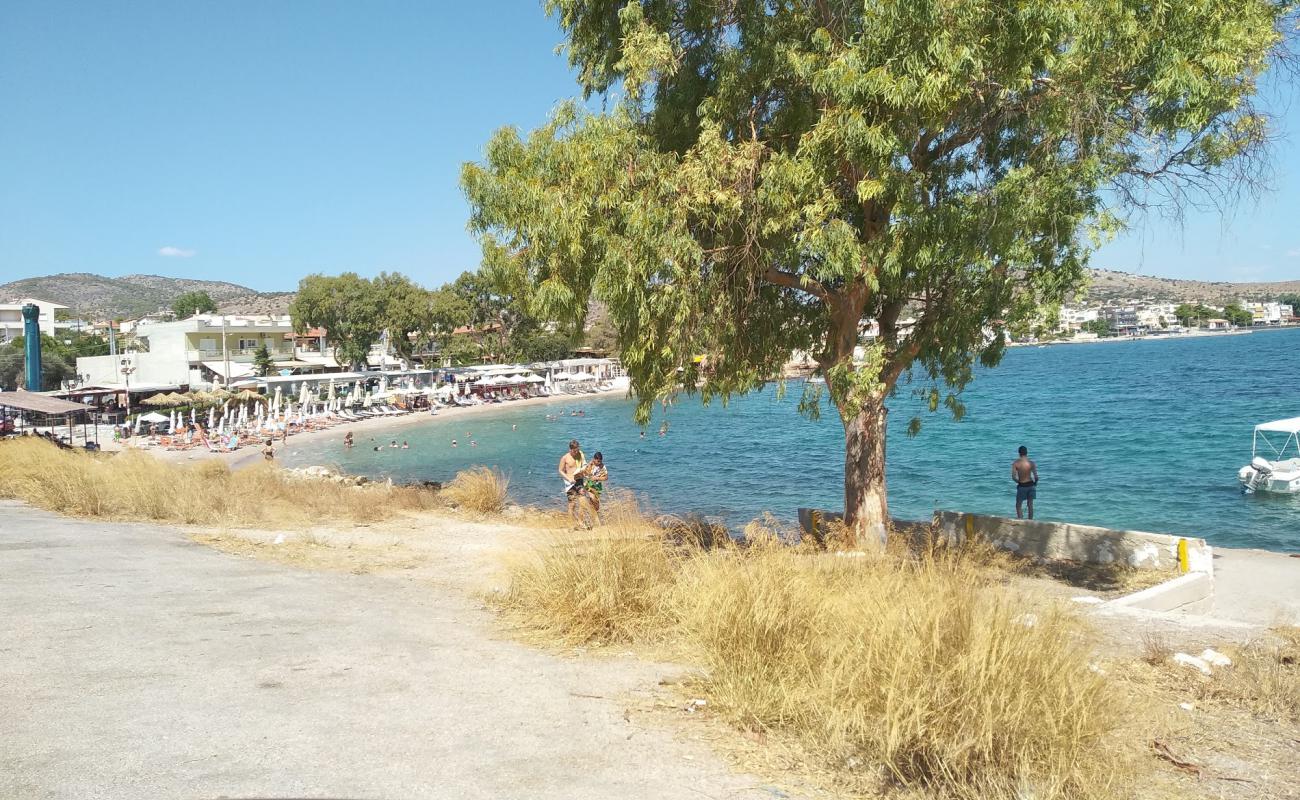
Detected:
[2,1,1298,292]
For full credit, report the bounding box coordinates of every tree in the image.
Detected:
[428,287,472,351]
[0,335,76,391]
[1174,303,1215,326]
[1080,319,1111,337]
[1222,304,1255,327]
[252,343,275,377]
[172,291,217,319]
[451,271,517,358]
[289,273,384,370]
[463,0,1291,544]
[373,272,433,363]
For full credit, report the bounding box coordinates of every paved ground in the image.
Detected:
[1211,547,1300,626]
[0,501,785,800]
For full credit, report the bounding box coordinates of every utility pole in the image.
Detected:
[222,317,230,387]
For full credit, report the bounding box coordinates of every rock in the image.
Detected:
[1178,702,1195,711]
[1172,653,1212,675]
[1199,648,1232,668]
[502,504,525,519]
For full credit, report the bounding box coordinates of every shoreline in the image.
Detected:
[143,386,630,470]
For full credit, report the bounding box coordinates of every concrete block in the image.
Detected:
[934,511,1212,575]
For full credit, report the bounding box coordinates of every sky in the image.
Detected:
[2,1,1298,292]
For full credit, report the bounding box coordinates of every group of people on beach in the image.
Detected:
[557,438,608,529]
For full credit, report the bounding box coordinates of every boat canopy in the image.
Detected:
[1255,417,1300,434]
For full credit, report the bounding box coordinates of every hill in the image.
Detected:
[4,268,1297,322]
[0,273,294,319]
[1083,268,1300,304]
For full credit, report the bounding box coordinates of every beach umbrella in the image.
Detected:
[299,381,311,406]
[207,407,215,430]
[133,415,143,434]
[363,392,373,409]
[327,379,336,401]
[273,386,283,413]
[141,392,171,406]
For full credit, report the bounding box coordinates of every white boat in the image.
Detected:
[1238,417,1300,494]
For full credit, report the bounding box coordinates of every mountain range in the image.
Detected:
[0,273,294,319]
[2,269,1297,322]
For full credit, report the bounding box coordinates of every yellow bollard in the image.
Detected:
[1177,538,1189,573]
[964,515,973,542]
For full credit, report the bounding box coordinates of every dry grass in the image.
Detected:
[0,437,440,527]
[441,466,510,515]
[494,514,1133,799]
[1201,626,1300,721]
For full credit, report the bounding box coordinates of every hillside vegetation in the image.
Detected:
[4,268,1297,322]
[0,273,292,319]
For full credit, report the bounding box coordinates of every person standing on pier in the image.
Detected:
[1012,446,1038,520]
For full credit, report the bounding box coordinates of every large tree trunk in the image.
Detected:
[842,396,889,549]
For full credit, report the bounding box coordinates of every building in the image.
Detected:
[75,314,337,389]
[1101,307,1139,335]
[1241,301,1290,326]
[0,298,67,343]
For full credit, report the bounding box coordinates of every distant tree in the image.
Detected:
[252,344,275,377]
[373,272,433,363]
[1222,304,1255,327]
[1276,293,1300,313]
[1080,319,1112,337]
[464,0,1291,543]
[0,335,76,391]
[451,271,517,358]
[508,319,574,362]
[428,287,472,351]
[289,274,384,370]
[442,334,485,367]
[172,291,217,319]
[1175,303,1215,327]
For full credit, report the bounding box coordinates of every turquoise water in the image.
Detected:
[285,327,1300,551]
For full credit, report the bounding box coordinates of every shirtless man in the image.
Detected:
[557,439,587,526]
[1012,445,1039,520]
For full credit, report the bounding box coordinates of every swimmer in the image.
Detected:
[451,439,458,447]
[512,424,517,431]
[390,440,398,448]
[401,441,409,449]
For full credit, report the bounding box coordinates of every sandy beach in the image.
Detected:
[139,386,629,470]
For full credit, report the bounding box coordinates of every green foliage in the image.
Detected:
[252,344,274,377]
[1223,304,1255,327]
[0,334,87,391]
[289,274,386,370]
[1276,293,1300,312]
[1080,319,1112,336]
[464,0,1292,527]
[508,320,574,362]
[172,291,217,319]
[1175,303,1216,326]
[441,334,485,367]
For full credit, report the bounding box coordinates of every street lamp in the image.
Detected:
[120,358,136,428]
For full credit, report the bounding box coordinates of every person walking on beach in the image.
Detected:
[557,439,587,526]
[1012,445,1038,520]
[262,439,275,462]
[585,452,608,524]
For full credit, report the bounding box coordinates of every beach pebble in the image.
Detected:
[1199,648,1232,668]
[1172,653,1213,675]
[1071,596,1104,604]
[1179,702,1195,712]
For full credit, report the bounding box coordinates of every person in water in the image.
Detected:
[344,432,354,448]
[1012,445,1039,520]
[557,439,587,526]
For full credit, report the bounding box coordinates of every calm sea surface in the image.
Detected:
[285,327,1300,551]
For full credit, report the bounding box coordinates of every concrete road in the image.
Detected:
[0,501,783,800]
[1211,547,1300,626]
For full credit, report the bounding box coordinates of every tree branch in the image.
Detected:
[764,267,833,303]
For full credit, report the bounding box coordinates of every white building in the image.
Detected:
[1136,303,1177,330]
[1241,301,1290,326]
[0,298,66,343]
[76,314,337,389]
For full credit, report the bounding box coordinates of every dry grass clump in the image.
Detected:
[441,466,510,515]
[496,533,678,645]
[0,438,439,527]
[1201,626,1300,721]
[497,515,1131,798]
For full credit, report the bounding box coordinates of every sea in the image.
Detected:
[284,327,1300,552]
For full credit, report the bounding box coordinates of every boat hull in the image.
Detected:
[1238,464,1300,494]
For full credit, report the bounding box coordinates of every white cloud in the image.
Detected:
[158,246,196,258]
[1285,248,1300,258]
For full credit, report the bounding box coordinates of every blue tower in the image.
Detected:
[22,303,42,391]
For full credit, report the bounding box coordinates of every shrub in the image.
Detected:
[0,438,439,527]
[441,466,510,514]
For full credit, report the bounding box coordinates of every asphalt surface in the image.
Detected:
[0,501,783,800]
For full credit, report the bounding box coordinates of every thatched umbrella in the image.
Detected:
[142,393,171,407]
[233,389,262,403]
[163,392,188,406]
